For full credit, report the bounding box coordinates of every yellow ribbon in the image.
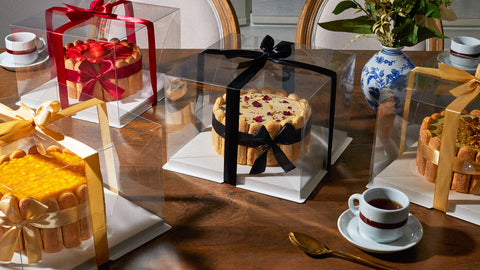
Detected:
[402,63,480,211]
[0,196,89,263]
[0,99,108,146]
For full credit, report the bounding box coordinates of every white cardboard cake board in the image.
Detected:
[369,146,480,226]
[2,189,171,270]
[163,126,352,203]
[18,74,164,128]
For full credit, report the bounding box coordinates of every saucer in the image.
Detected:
[437,51,478,74]
[0,50,49,71]
[337,209,423,254]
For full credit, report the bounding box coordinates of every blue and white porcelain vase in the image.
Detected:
[361,46,415,111]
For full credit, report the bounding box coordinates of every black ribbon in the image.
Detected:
[201,35,337,184]
[212,113,312,174]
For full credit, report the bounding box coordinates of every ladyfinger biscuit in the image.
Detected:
[73,40,83,46]
[74,61,85,99]
[275,89,287,97]
[10,150,26,159]
[261,88,275,94]
[41,198,63,253]
[452,147,475,193]
[237,118,248,165]
[58,192,82,248]
[212,109,225,154]
[470,109,480,117]
[265,121,282,166]
[127,51,143,91]
[247,123,263,166]
[19,197,43,252]
[65,58,78,98]
[0,192,4,239]
[470,152,480,194]
[416,130,432,175]
[2,194,24,252]
[110,59,129,100]
[75,184,92,241]
[424,137,441,183]
[420,116,432,131]
[0,155,10,164]
[292,115,305,160]
[280,119,294,162]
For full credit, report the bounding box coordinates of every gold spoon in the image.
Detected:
[289,232,397,270]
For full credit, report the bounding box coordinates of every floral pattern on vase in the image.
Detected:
[361,46,415,111]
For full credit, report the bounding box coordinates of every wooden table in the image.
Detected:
[2,49,480,270]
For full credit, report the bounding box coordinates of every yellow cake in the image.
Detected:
[0,145,92,253]
[212,88,311,166]
[416,110,480,194]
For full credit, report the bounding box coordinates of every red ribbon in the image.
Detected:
[65,0,114,21]
[66,59,142,100]
[45,0,157,107]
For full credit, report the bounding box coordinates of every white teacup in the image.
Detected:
[5,32,45,65]
[449,36,480,68]
[348,187,410,243]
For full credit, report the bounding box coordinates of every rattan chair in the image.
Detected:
[295,0,444,51]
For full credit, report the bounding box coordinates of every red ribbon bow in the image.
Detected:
[78,60,124,100]
[65,0,114,22]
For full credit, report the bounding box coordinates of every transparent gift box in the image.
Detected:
[0,81,169,269]
[369,60,480,226]
[162,34,355,203]
[9,0,180,127]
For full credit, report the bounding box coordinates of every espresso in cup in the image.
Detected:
[348,187,410,243]
[5,32,45,65]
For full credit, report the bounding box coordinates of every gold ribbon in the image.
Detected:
[0,99,107,146]
[0,99,110,264]
[402,63,480,212]
[0,196,89,263]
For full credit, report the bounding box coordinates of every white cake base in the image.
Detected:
[18,73,163,128]
[1,189,171,270]
[163,126,351,203]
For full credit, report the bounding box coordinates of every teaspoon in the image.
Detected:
[289,232,397,270]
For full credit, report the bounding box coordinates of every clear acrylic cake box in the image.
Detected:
[9,0,180,127]
[0,81,169,268]
[368,60,480,226]
[162,34,355,203]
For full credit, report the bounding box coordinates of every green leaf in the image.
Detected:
[318,16,374,34]
[332,1,359,15]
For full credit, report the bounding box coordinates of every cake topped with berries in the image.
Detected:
[212,88,311,166]
[237,91,306,124]
[64,38,143,102]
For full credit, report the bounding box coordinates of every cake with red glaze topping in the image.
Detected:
[64,38,142,102]
[212,88,311,166]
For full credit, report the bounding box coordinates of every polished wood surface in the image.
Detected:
[2,50,480,270]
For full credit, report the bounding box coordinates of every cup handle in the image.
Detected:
[36,37,46,54]
[348,193,362,216]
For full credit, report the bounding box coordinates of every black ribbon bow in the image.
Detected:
[201,35,337,184]
[212,112,312,174]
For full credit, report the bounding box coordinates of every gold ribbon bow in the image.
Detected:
[402,63,480,212]
[0,196,89,263]
[0,101,64,146]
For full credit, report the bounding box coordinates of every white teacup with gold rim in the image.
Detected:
[348,187,410,243]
